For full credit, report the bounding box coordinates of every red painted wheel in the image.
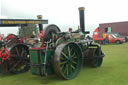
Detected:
[0,49,10,60]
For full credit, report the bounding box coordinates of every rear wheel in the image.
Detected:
[52,42,82,79]
[8,44,30,74]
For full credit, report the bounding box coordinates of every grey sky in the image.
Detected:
[0,0,128,36]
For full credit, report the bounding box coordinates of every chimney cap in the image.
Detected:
[37,15,42,19]
[78,7,85,10]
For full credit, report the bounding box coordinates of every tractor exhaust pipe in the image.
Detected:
[78,7,85,33]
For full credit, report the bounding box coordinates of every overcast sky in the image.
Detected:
[0,0,128,36]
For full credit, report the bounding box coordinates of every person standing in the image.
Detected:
[102,33,107,44]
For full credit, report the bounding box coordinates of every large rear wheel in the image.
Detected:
[8,44,30,74]
[52,42,82,79]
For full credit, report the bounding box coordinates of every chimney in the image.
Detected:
[37,15,43,31]
[78,7,85,33]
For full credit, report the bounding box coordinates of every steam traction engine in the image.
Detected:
[29,7,104,80]
[0,19,48,74]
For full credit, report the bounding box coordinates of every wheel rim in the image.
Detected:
[53,42,82,79]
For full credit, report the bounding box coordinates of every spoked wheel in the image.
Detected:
[52,42,82,80]
[84,48,103,67]
[8,44,30,74]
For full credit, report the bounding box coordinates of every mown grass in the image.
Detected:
[0,43,128,85]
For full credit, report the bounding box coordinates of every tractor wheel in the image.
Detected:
[43,24,61,42]
[8,44,30,74]
[84,48,103,68]
[52,42,82,80]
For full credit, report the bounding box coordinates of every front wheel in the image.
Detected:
[83,48,104,68]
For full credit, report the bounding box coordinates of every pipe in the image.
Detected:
[37,15,43,31]
[78,7,85,33]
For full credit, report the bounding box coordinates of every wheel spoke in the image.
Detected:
[70,52,75,58]
[64,64,67,74]
[72,59,77,64]
[15,47,20,56]
[70,64,75,70]
[60,56,65,60]
[60,61,67,65]
[68,46,71,57]
[66,64,68,75]
[70,65,72,73]
[60,64,65,71]
[61,52,68,59]
[70,48,73,53]
[63,48,68,56]
[21,47,25,56]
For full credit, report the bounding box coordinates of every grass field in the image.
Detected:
[0,43,128,85]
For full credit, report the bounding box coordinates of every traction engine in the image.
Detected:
[0,19,48,74]
[29,7,105,80]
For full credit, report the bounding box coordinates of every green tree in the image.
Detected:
[18,24,38,38]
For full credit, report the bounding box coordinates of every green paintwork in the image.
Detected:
[30,48,54,75]
[29,30,103,79]
[56,37,75,46]
[78,42,87,52]
[59,43,82,79]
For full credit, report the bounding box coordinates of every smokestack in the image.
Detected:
[37,15,43,31]
[78,7,85,33]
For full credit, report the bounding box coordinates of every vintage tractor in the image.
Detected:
[29,7,104,80]
[0,19,48,74]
